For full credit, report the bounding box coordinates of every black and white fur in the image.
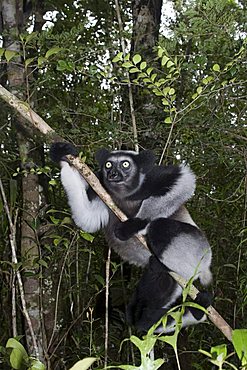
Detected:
[50,142,212,332]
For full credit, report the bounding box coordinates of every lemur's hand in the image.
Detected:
[114,218,148,241]
[50,142,78,163]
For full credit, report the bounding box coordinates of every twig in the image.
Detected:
[11,210,19,338]
[0,83,233,342]
[0,178,40,358]
[47,232,78,351]
[104,246,111,368]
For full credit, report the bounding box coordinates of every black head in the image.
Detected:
[95,148,156,197]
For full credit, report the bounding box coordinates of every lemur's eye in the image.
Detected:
[122,161,130,168]
[105,161,112,169]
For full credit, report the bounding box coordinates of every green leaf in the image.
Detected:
[38,259,48,268]
[6,338,28,358]
[68,357,97,370]
[80,230,94,242]
[112,52,123,63]
[28,359,46,370]
[167,60,174,68]
[157,46,164,58]
[25,57,35,68]
[132,54,142,64]
[95,274,105,286]
[162,99,169,106]
[212,63,220,72]
[196,86,203,94]
[10,348,23,369]
[161,55,169,66]
[37,57,47,67]
[146,67,153,75]
[153,89,163,96]
[140,61,147,70]
[0,48,5,58]
[49,179,57,186]
[232,329,247,365]
[168,88,175,95]
[163,87,171,96]
[5,50,18,62]
[45,47,63,59]
[122,61,133,68]
[6,338,28,369]
[129,67,139,73]
[164,117,172,124]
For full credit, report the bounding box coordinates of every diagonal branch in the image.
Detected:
[0,83,233,341]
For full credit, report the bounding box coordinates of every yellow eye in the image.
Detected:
[122,161,130,168]
[105,161,112,169]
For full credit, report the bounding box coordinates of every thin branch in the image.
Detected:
[0,178,40,358]
[47,232,78,351]
[104,246,111,369]
[11,210,18,338]
[0,83,233,342]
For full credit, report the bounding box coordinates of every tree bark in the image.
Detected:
[2,0,44,360]
[130,0,163,148]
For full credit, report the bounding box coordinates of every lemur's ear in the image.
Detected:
[95,148,111,166]
[136,150,156,173]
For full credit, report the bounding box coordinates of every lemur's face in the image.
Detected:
[102,153,140,196]
[95,148,155,197]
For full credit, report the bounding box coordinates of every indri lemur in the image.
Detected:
[50,142,212,332]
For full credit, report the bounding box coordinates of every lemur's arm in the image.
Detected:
[50,142,109,233]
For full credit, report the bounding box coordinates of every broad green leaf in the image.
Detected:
[25,32,38,44]
[5,49,18,62]
[196,86,203,94]
[6,338,28,358]
[232,329,247,365]
[163,87,171,96]
[69,357,97,370]
[28,359,46,370]
[10,348,23,369]
[45,47,63,59]
[132,54,142,64]
[153,89,163,96]
[0,48,5,58]
[95,274,105,286]
[80,230,94,242]
[162,99,169,106]
[157,46,164,58]
[140,61,147,70]
[38,259,48,268]
[168,88,175,95]
[37,57,47,67]
[129,67,140,73]
[25,57,35,68]
[112,52,123,63]
[49,179,57,186]
[164,117,172,124]
[122,61,133,68]
[146,67,153,75]
[212,63,220,72]
[161,55,169,66]
[167,60,174,68]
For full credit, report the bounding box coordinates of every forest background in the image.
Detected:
[0,0,246,369]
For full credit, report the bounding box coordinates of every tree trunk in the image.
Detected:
[130,0,163,148]
[2,0,44,360]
